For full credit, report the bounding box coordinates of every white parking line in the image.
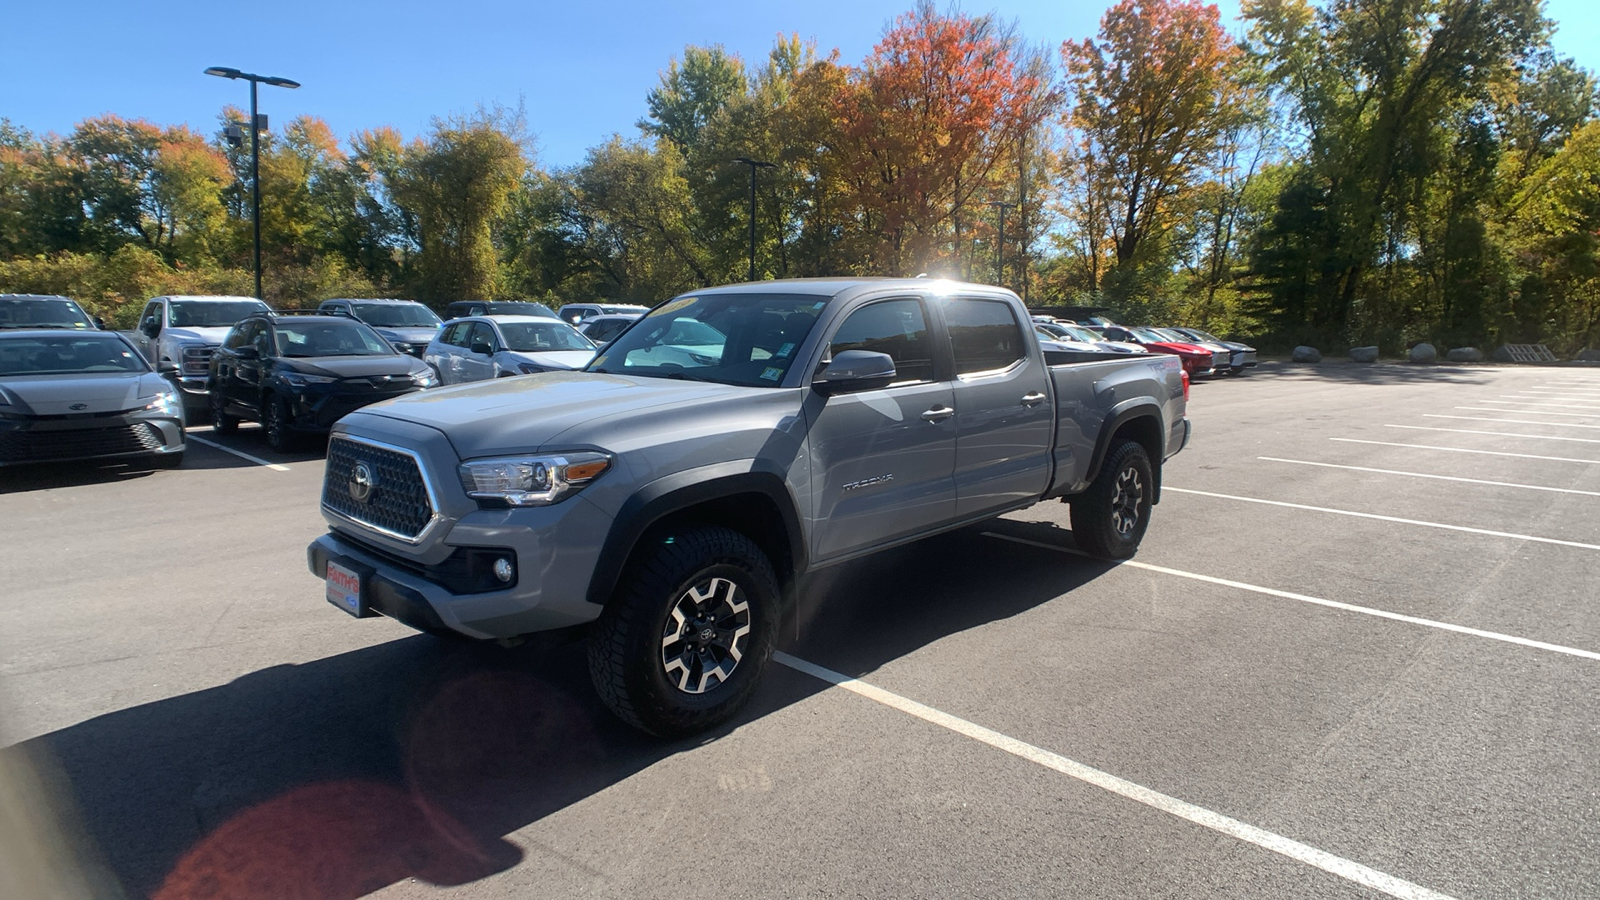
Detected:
[981,532,1600,662]
[1163,486,1600,550]
[1486,399,1600,410]
[186,434,291,471]
[1425,414,1600,430]
[1257,457,1600,497]
[1454,406,1600,420]
[1386,424,1600,444]
[1331,438,1600,464]
[1507,389,1600,396]
[775,650,1459,900]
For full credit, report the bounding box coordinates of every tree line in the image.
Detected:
[1,0,1596,353]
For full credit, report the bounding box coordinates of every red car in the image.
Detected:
[1093,325,1216,376]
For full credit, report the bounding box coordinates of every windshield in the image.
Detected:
[588,292,826,387]
[1127,327,1169,343]
[485,302,559,319]
[168,300,269,328]
[276,321,396,357]
[1060,325,1103,343]
[584,318,635,343]
[1153,328,1195,343]
[350,303,442,328]
[0,334,147,375]
[1183,329,1222,343]
[499,321,595,352]
[0,298,95,329]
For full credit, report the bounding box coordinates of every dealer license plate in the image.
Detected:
[325,560,364,616]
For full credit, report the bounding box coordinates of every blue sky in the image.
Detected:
[3,0,1597,168]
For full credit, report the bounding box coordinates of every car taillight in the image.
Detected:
[1181,368,1190,401]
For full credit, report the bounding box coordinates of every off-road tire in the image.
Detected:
[1071,439,1154,560]
[587,526,779,737]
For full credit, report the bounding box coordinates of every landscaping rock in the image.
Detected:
[1291,345,1322,363]
[1409,342,1437,363]
[1578,348,1600,362]
[1446,346,1483,362]
[1348,346,1379,363]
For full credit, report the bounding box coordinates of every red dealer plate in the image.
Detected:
[325,560,364,617]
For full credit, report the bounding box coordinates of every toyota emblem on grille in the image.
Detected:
[70,403,88,410]
[350,461,377,503]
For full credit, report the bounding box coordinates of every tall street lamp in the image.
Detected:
[732,157,776,282]
[204,67,300,301]
[986,200,1017,289]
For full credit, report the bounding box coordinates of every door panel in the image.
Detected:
[807,297,956,561]
[943,298,1053,518]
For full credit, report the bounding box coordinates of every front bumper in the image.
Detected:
[307,496,615,640]
[1231,350,1258,369]
[287,386,420,431]
[0,411,184,466]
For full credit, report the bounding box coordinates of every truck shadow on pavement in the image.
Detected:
[12,525,1115,899]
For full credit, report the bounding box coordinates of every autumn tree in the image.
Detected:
[1060,0,1246,301]
[833,2,1045,275]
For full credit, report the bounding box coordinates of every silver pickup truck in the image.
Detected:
[124,295,271,408]
[308,278,1190,735]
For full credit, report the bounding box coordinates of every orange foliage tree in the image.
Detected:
[1060,0,1245,294]
[832,3,1045,276]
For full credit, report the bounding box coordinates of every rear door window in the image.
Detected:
[945,299,1026,376]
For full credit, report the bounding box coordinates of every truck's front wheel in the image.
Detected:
[588,526,779,737]
[1071,439,1154,560]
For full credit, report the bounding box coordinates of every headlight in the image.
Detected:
[282,372,338,387]
[141,389,180,413]
[458,451,611,507]
[516,363,545,375]
[412,370,439,387]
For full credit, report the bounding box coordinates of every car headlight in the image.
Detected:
[516,363,546,375]
[412,369,439,387]
[282,372,338,387]
[458,451,611,507]
[141,388,180,413]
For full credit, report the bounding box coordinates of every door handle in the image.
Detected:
[920,405,955,423]
[1021,391,1047,406]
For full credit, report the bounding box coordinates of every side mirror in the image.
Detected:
[93,316,107,330]
[234,345,259,360]
[813,350,897,395]
[141,316,159,337]
[157,359,180,377]
[470,341,494,356]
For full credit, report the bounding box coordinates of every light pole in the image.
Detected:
[204,67,300,301]
[732,157,776,282]
[986,200,1017,288]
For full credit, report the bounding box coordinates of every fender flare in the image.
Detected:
[584,460,808,607]
[1084,403,1166,502]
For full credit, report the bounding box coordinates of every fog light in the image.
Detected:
[492,557,515,584]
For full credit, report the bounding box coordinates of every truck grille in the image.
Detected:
[0,423,163,463]
[322,436,436,541]
[182,345,215,376]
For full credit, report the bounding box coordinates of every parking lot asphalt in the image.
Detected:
[2,361,1597,899]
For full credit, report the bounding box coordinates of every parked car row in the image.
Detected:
[0,291,653,467]
[1029,314,1259,378]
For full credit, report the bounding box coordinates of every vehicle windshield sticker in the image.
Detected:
[760,366,784,381]
[776,342,795,358]
[813,302,826,310]
[592,355,608,367]
[655,297,697,316]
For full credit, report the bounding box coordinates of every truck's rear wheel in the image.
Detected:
[587,526,778,737]
[1071,439,1154,560]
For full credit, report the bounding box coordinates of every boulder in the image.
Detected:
[1446,346,1483,362]
[1291,345,1322,363]
[1348,345,1379,363]
[1578,348,1600,362]
[1409,342,1437,363]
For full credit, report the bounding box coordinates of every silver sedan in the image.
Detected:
[424,315,598,385]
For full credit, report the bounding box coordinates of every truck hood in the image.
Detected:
[355,371,760,456]
[0,371,171,415]
[163,326,233,346]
